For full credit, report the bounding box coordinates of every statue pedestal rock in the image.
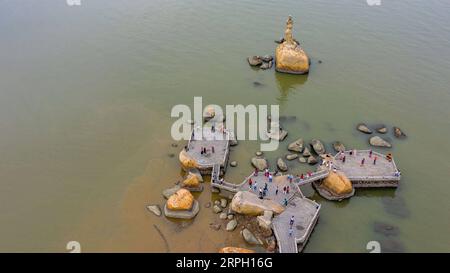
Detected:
[275,16,310,74]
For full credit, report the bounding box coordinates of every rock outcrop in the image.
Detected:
[166,189,194,211]
[219,247,255,253]
[321,171,353,196]
[275,16,310,74]
[179,149,199,170]
[231,191,285,216]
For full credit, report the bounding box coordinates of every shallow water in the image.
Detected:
[0,0,449,252]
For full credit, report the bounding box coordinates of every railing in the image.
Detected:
[295,169,329,185]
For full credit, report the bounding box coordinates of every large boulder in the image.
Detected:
[310,139,326,155]
[219,247,255,253]
[321,171,353,196]
[179,150,199,170]
[251,157,268,171]
[275,16,310,74]
[277,158,288,171]
[369,136,392,148]
[231,191,285,216]
[166,189,195,211]
[288,138,304,152]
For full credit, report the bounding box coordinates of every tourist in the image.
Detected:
[387,153,393,162]
[288,227,293,237]
[333,167,337,173]
[275,186,279,195]
[289,215,295,226]
[349,150,353,156]
[342,155,346,163]
[200,148,204,155]
[259,188,263,199]
[373,156,377,165]
[361,158,365,167]
[288,174,293,183]
[369,150,373,158]
[283,198,288,206]
[254,168,258,176]
[300,173,304,180]
[264,183,268,191]
[286,186,290,194]
[211,146,215,153]
[283,186,287,194]
[248,178,253,188]
[269,174,273,183]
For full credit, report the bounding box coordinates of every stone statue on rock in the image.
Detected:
[275,16,310,74]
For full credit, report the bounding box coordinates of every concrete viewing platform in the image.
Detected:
[184,126,230,175]
[272,195,320,253]
[206,149,401,252]
[329,150,401,187]
[211,166,321,252]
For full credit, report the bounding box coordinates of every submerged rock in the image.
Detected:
[357,123,373,134]
[298,157,307,163]
[369,136,392,148]
[231,191,285,216]
[275,16,310,74]
[288,138,304,152]
[393,126,407,138]
[241,228,263,245]
[146,205,162,217]
[277,158,288,172]
[251,157,268,171]
[209,223,221,231]
[310,139,326,155]
[382,197,410,218]
[230,161,238,167]
[373,221,400,237]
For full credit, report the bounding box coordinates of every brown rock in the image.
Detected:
[219,247,255,253]
[182,173,200,188]
[322,171,353,196]
[166,189,194,211]
[275,16,310,74]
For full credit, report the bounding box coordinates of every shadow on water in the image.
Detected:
[274,71,308,105]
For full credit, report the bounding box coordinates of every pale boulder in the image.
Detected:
[231,191,285,216]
